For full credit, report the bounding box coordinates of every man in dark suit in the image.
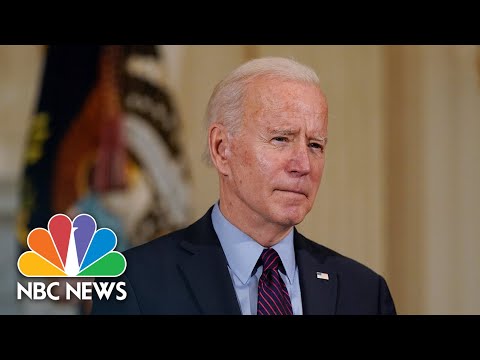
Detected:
[91,57,396,315]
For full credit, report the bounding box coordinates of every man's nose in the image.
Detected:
[287,143,311,177]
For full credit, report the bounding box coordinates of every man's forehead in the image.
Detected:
[244,79,328,125]
[256,107,325,116]
[247,90,327,116]
[247,77,325,100]
[250,108,327,126]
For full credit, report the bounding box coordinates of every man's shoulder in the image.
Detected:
[295,231,382,279]
[123,226,188,258]
[121,207,214,265]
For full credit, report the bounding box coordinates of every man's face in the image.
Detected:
[224,78,328,228]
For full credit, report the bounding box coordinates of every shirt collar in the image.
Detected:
[211,202,296,285]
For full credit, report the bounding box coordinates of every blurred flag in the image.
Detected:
[17,45,191,253]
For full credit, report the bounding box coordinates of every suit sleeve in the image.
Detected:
[90,274,141,315]
[378,275,397,315]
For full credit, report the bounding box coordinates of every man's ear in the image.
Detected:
[208,123,231,176]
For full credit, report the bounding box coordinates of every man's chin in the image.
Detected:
[274,208,308,227]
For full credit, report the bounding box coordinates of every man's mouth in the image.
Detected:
[276,189,307,197]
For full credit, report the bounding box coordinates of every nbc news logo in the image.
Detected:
[17,214,127,301]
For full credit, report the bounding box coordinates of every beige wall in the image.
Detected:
[386,45,480,314]
[1,45,479,314]
[0,45,44,183]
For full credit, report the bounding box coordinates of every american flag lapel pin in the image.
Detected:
[316,272,329,280]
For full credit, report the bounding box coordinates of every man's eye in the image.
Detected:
[273,137,288,142]
[309,142,324,150]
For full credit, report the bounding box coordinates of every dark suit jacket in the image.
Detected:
[91,207,396,315]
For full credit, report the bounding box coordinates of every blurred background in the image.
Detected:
[0,45,479,315]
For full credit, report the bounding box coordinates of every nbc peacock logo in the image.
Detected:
[17,213,127,301]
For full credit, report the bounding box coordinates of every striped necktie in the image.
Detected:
[257,248,293,315]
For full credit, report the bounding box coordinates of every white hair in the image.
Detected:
[203,56,321,164]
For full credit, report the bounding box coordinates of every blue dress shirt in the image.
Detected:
[211,202,303,315]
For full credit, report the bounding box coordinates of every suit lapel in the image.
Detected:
[295,230,338,315]
[175,209,338,315]
[177,209,241,315]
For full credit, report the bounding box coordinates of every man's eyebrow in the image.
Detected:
[268,129,328,143]
[313,136,328,143]
[268,128,299,135]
